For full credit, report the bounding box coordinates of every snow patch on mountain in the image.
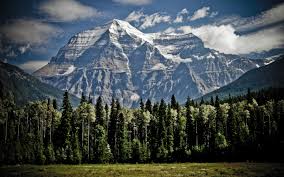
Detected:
[61,65,75,75]
[34,19,267,107]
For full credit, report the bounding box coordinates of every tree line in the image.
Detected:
[0,88,284,164]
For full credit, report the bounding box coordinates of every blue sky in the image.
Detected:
[0,0,284,73]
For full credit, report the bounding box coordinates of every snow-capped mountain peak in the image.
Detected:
[34,19,266,107]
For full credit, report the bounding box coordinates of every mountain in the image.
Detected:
[241,49,284,60]
[201,56,284,100]
[0,61,79,106]
[34,19,266,107]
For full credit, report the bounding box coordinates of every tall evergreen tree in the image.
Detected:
[185,97,194,149]
[145,99,152,114]
[95,96,105,127]
[166,105,174,159]
[52,99,57,110]
[117,112,130,162]
[80,92,87,104]
[57,91,73,163]
[94,125,112,163]
[171,95,178,110]
[157,99,168,161]
[140,99,144,112]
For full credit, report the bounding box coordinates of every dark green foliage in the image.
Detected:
[117,113,130,162]
[171,95,178,110]
[95,96,105,127]
[94,125,112,163]
[131,138,142,163]
[0,88,284,164]
[52,99,58,110]
[108,99,119,160]
[0,61,79,107]
[185,97,195,149]
[80,92,87,104]
[145,99,152,113]
[57,91,73,163]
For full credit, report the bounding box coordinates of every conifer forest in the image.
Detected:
[1,88,284,165]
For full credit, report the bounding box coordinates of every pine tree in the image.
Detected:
[57,91,73,163]
[117,112,130,162]
[171,95,178,110]
[95,96,105,127]
[166,105,174,160]
[200,97,204,105]
[145,99,152,113]
[149,103,158,161]
[80,92,87,104]
[140,99,144,112]
[157,99,168,161]
[227,103,237,145]
[45,143,55,164]
[108,99,121,161]
[71,110,82,164]
[88,94,93,104]
[71,130,82,164]
[215,95,220,107]
[52,99,58,110]
[185,97,194,149]
[105,103,109,131]
[94,125,112,163]
[210,96,214,106]
[247,88,253,104]
[174,105,186,161]
[131,138,142,163]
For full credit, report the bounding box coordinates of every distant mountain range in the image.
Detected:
[202,56,284,100]
[34,19,266,107]
[0,61,79,106]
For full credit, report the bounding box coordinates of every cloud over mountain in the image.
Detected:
[113,0,153,6]
[39,0,100,22]
[176,24,284,54]
[0,19,62,45]
[125,10,171,29]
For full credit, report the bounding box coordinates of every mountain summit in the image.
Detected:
[34,19,265,107]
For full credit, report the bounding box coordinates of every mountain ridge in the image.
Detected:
[0,61,79,106]
[201,56,284,100]
[34,19,266,107]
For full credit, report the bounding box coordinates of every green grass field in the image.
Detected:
[1,163,283,177]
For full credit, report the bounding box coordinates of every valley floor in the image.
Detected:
[0,163,284,177]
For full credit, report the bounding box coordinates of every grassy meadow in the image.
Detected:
[1,163,284,177]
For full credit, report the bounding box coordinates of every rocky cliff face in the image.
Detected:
[34,19,265,107]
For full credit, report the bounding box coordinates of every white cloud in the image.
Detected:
[173,8,189,23]
[18,60,48,73]
[0,19,61,45]
[18,44,31,54]
[215,3,284,31]
[177,24,284,54]
[113,0,153,6]
[39,0,100,22]
[125,10,145,23]
[190,7,210,21]
[139,13,171,29]
[239,3,284,31]
[210,11,218,18]
[125,10,171,30]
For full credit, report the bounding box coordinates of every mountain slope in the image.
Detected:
[0,61,79,106]
[34,19,265,107]
[202,57,284,100]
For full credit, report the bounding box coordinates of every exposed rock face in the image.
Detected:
[34,19,264,107]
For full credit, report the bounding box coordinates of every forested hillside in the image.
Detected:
[0,61,79,106]
[0,89,284,164]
